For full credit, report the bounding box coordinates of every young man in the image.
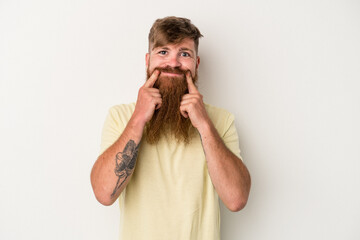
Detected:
[91,16,251,239]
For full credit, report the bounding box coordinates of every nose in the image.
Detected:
[166,55,181,68]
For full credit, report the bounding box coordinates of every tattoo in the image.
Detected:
[111,140,140,197]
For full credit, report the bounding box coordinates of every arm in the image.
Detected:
[198,120,251,212]
[90,70,161,206]
[180,72,251,212]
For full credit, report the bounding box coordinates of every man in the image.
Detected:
[91,16,251,239]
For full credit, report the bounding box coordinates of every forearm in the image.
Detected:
[91,115,145,206]
[198,121,251,212]
[91,70,162,206]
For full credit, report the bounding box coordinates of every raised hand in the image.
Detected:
[132,70,162,125]
[180,71,211,131]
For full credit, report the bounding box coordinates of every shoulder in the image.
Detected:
[205,103,234,122]
[108,102,136,114]
[205,103,235,136]
[107,102,136,120]
[105,103,136,126]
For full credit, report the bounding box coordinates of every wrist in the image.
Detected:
[127,114,147,139]
[129,113,147,129]
[196,119,214,136]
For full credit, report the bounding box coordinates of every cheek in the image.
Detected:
[148,58,164,70]
[184,62,194,69]
[184,63,196,76]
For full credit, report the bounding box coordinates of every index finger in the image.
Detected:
[144,69,160,88]
[186,71,198,93]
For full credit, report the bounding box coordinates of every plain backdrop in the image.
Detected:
[1,0,359,239]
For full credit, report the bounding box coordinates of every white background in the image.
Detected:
[1,0,359,239]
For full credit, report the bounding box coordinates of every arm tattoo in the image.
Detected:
[111,140,140,197]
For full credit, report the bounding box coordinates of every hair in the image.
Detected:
[148,16,203,54]
[145,67,198,144]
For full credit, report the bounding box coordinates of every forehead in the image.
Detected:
[151,38,196,51]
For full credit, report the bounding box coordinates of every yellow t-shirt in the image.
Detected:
[100,103,242,240]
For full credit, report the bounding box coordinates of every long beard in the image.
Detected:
[145,67,198,144]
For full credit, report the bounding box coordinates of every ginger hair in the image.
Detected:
[148,16,203,54]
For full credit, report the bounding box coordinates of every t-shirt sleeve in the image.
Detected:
[221,113,243,161]
[99,106,127,155]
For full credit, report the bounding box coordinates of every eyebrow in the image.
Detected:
[153,46,194,55]
[153,46,170,51]
[179,48,194,55]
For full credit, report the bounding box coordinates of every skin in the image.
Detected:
[90,70,160,206]
[181,71,251,211]
[91,38,251,211]
[146,38,200,80]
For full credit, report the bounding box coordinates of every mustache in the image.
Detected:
[154,67,188,76]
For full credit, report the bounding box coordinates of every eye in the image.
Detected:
[180,52,190,57]
[158,50,167,55]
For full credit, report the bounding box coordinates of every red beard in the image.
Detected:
[145,67,198,144]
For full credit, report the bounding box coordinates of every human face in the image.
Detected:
[146,38,200,80]
[144,38,199,144]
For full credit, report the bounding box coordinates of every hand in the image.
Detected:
[180,71,211,131]
[132,70,162,125]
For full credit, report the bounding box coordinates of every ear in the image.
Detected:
[196,56,200,70]
[145,53,150,69]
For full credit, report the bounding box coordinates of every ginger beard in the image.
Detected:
[145,67,198,144]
